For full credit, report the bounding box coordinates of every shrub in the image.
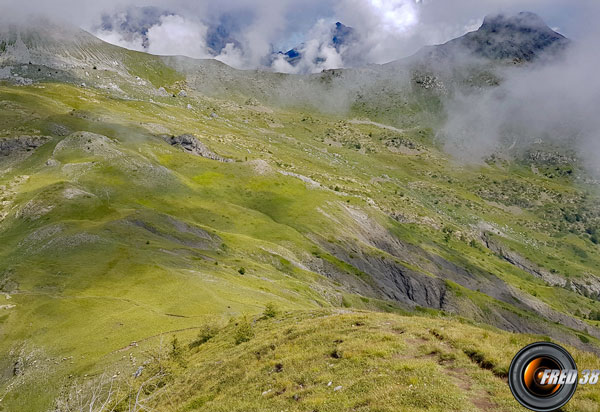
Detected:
[170,336,182,359]
[442,225,454,234]
[234,316,254,345]
[169,336,186,367]
[262,302,278,319]
[189,324,219,349]
[238,267,246,275]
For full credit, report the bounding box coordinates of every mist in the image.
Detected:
[438,18,600,174]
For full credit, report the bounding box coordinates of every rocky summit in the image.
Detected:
[415,11,569,62]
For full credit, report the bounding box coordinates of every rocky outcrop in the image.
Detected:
[417,12,569,63]
[569,275,600,300]
[47,123,71,137]
[0,135,50,157]
[313,234,451,310]
[0,269,18,293]
[308,203,600,349]
[526,150,576,166]
[163,134,232,162]
[125,212,222,250]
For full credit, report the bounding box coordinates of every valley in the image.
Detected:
[0,13,599,411]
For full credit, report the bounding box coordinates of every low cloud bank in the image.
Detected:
[439,26,600,173]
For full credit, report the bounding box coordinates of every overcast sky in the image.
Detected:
[2,0,598,72]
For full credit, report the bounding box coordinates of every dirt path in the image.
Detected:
[445,366,497,411]
[349,119,406,133]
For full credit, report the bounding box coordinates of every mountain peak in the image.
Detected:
[415,11,569,63]
[276,21,358,68]
[480,11,550,32]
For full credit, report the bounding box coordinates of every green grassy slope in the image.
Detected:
[51,310,600,412]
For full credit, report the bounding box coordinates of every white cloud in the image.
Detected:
[146,15,211,59]
[214,42,246,67]
[4,0,596,71]
[271,54,296,73]
[95,30,145,52]
[275,19,347,74]
[365,0,418,33]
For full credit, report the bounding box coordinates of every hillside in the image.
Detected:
[1,13,600,412]
[52,310,600,412]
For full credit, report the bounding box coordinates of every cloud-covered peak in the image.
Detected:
[331,22,358,48]
[99,6,173,48]
[95,7,242,60]
[469,11,568,61]
[274,21,359,72]
[480,11,553,32]
[416,11,569,63]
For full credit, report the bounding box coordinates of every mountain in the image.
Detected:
[414,11,569,63]
[1,12,599,412]
[98,6,242,55]
[278,21,358,66]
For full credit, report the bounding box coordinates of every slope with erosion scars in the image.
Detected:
[484,232,600,298]
[2,79,596,346]
[311,200,600,349]
[5,82,595,353]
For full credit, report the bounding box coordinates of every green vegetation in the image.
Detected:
[234,316,255,345]
[263,302,278,319]
[50,311,600,412]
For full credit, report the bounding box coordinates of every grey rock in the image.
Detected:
[485,233,600,300]
[0,269,18,293]
[0,135,50,157]
[128,212,222,250]
[13,358,23,376]
[48,123,71,136]
[164,134,232,163]
[313,220,600,351]
[133,366,144,378]
[527,150,576,166]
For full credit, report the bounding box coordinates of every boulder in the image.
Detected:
[164,134,232,163]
